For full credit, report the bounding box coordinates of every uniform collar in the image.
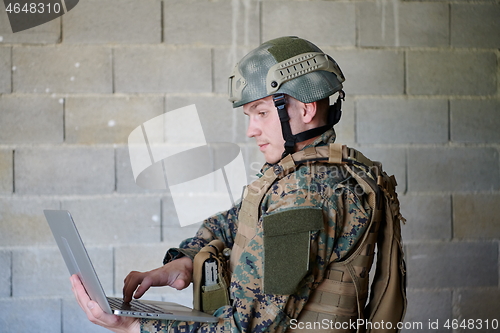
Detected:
[258,128,337,176]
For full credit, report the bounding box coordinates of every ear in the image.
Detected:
[301,101,318,124]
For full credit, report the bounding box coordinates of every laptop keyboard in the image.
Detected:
[107,297,171,315]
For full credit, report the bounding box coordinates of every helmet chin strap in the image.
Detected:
[272,91,345,159]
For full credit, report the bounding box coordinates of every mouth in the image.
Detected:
[258,143,269,152]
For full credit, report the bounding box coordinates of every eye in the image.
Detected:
[258,110,268,117]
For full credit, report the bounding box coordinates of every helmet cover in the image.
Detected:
[229,36,345,108]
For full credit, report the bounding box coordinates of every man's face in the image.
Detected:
[243,96,285,164]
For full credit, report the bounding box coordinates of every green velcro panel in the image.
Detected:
[263,208,323,295]
[201,283,229,314]
[263,208,324,236]
[268,37,317,62]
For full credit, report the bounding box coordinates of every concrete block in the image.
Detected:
[407,51,497,96]
[115,145,135,193]
[0,298,61,332]
[0,250,11,297]
[406,241,498,288]
[402,290,451,333]
[166,95,247,144]
[451,99,500,143]
[15,147,115,195]
[63,0,161,44]
[0,46,10,93]
[262,2,355,47]
[61,196,161,245]
[326,48,405,95]
[161,194,209,232]
[0,2,60,44]
[114,244,176,297]
[116,145,166,194]
[163,225,200,245]
[453,194,500,239]
[63,297,111,333]
[0,95,63,144]
[0,197,59,247]
[453,289,500,326]
[357,98,448,144]
[12,247,113,297]
[162,194,181,228]
[12,247,70,298]
[13,45,112,93]
[65,96,164,144]
[451,4,500,48]
[408,147,500,192]
[358,2,449,47]
[355,147,406,193]
[0,149,13,194]
[165,0,260,45]
[399,194,452,241]
[213,46,257,95]
[114,46,211,93]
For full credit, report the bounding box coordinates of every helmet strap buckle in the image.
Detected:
[273,93,296,157]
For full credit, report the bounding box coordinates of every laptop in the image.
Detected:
[43,209,218,323]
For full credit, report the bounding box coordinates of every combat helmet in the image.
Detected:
[228,36,346,156]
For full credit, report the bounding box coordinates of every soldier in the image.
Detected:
[71,36,405,333]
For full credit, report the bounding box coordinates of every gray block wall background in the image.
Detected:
[0,0,499,332]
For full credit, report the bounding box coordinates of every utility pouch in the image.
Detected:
[192,240,230,314]
[262,208,323,295]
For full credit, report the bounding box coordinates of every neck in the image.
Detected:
[295,137,318,151]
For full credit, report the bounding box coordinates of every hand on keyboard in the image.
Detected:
[122,256,193,303]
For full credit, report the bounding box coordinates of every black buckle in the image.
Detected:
[273,93,286,107]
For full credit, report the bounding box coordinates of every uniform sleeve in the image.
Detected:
[163,202,241,263]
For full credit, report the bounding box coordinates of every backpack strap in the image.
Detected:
[362,172,407,333]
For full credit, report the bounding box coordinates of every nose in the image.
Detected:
[246,117,261,138]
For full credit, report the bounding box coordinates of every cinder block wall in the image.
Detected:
[0,0,499,332]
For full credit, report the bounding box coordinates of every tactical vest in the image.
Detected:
[230,143,407,333]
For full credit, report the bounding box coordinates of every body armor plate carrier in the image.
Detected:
[229,143,407,333]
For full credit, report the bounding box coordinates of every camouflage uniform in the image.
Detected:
[140,128,372,333]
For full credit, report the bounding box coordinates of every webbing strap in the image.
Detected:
[303,301,356,317]
[348,149,373,168]
[316,279,357,296]
[327,268,344,281]
[329,143,344,164]
[309,287,355,307]
[291,144,375,171]
[273,93,296,156]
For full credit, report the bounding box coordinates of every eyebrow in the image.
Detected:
[243,100,266,115]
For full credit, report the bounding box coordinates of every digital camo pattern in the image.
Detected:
[141,129,372,333]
